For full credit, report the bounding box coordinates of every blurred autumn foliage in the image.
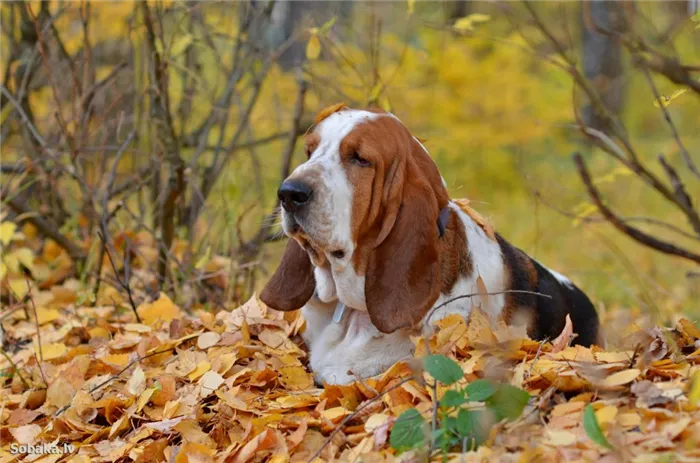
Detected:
[1,1,700,460]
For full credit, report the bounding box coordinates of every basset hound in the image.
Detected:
[261,105,601,385]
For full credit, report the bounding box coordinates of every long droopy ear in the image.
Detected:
[365,138,448,333]
[260,239,315,311]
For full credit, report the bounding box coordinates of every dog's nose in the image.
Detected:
[278,180,312,212]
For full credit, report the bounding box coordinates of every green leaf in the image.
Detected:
[454,409,491,449]
[440,389,467,408]
[465,379,497,402]
[583,404,614,450]
[485,384,529,421]
[423,354,463,385]
[390,409,426,451]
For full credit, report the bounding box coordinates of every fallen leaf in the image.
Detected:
[197,331,220,350]
[597,369,640,388]
[551,314,574,353]
[127,366,147,396]
[548,429,577,447]
[9,424,42,444]
[137,293,182,326]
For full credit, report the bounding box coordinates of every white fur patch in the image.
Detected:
[302,302,414,385]
[314,266,337,303]
[546,266,575,288]
[427,203,507,323]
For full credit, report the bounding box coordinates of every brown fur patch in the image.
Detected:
[437,209,472,294]
[496,235,538,328]
[314,103,348,124]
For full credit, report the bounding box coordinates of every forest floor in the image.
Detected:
[1,233,699,463]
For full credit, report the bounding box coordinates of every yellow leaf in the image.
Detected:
[169,34,193,57]
[653,87,689,108]
[618,412,641,427]
[279,365,314,390]
[13,248,34,270]
[127,366,147,396]
[454,13,491,34]
[689,370,700,406]
[595,351,633,363]
[597,368,640,388]
[90,326,111,340]
[39,342,67,361]
[595,405,618,425]
[4,252,20,273]
[547,430,576,447]
[194,246,211,270]
[175,442,216,463]
[0,221,17,245]
[137,293,182,326]
[35,307,60,325]
[407,0,415,15]
[102,353,130,367]
[0,261,6,280]
[275,394,319,409]
[8,277,28,300]
[187,361,211,381]
[136,387,156,413]
[321,407,351,423]
[378,94,392,112]
[175,419,216,447]
[319,17,336,33]
[369,82,383,101]
[306,34,321,60]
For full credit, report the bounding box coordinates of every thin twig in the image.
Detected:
[426,290,552,326]
[0,349,30,389]
[97,228,142,323]
[640,65,700,179]
[25,276,42,362]
[307,377,413,462]
[54,347,175,417]
[0,84,47,149]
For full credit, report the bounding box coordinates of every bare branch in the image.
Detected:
[574,153,700,265]
[658,154,700,236]
[1,193,85,263]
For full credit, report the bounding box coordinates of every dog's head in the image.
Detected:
[261,105,449,333]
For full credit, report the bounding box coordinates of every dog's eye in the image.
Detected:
[351,152,370,167]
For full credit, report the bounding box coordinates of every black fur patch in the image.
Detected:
[530,259,600,347]
[496,235,600,347]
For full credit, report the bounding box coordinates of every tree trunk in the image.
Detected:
[581,1,626,133]
[445,1,471,21]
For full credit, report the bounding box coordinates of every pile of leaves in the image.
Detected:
[1,223,700,462]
